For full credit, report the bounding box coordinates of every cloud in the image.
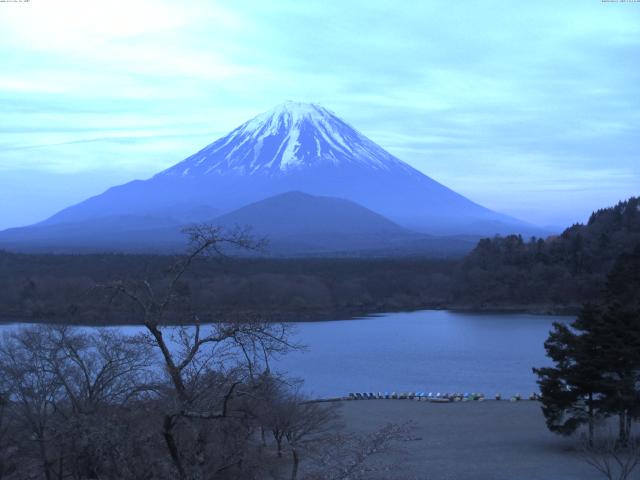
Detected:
[0,0,638,228]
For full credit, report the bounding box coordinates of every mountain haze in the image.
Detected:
[0,191,477,255]
[0,102,542,253]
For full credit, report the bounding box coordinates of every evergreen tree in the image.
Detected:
[593,304,640,445]
[456,197,640,307]
[534,305,605,445]
[534,245,640,445]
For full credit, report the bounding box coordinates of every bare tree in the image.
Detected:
[580,435,640,480]
[0,325,160,480]
[44,326,157,479]
[0,389,11,480]
[101,225,296,479]
[0,225,411,480]
[41,326,157,412]
[0,328,63,480]
[283,398,341,480]
[302,422,414,480]
[256,378,340,478]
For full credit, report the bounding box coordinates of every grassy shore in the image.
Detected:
[334,399,600,480]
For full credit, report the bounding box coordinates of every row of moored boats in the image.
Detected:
[347,392,540,402]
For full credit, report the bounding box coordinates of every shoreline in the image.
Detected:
[0,304,578,326]
[309,396,539,404]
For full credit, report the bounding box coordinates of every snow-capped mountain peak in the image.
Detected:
[243,101,329,131]
[18,102,535,240]
[159,101,416,177]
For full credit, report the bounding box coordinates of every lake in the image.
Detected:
[0,310,570,398]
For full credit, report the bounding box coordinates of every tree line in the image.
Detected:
[454,197,640,309]
[0,253,455,324]
[0,197,638,324]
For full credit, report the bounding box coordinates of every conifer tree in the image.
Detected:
[534,305,604,445]
[534,245,640,445]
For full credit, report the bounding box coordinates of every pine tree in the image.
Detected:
[533,306,605,445]
[534,245,640,445]
[598,308,640,445]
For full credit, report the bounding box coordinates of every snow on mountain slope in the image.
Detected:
[158,101,419,177]
[6,101,544,244]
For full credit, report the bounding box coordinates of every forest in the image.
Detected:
[453,197,640,309]
[0,197,638,324]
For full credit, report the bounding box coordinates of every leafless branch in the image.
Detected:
[580,435,640,480]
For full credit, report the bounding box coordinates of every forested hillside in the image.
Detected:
[0,197,638,323]
[453,197,640,309]
[0,254,455,323]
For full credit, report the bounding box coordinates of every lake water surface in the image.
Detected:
[274,310,570,398]
[1,310,571,398]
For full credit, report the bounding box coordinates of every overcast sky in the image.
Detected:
[0,0,638,230]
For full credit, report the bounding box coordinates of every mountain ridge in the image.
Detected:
[214,190,409,236]
[0,190,478,256]
[1,102,547,252]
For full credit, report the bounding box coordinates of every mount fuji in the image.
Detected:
[0,102,541,253]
